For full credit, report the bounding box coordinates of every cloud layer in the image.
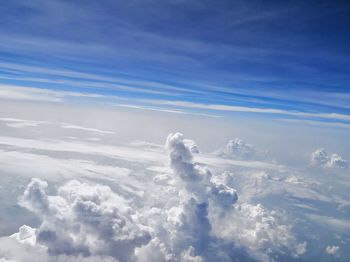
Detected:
[0,133,311,262]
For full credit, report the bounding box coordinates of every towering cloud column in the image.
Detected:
[165,133,238,260]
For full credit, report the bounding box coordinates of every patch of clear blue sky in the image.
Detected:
[0,0,350,116]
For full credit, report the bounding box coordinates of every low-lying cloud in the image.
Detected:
[0,133,309,262]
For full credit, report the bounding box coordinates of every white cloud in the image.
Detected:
[0,84,105,103]
[165,132,213,201]
[311,149,348,169]
[325,245,339,255]
[0,61,200,96]
[114,104,221,118]
[0,117,47,128]
[279,118,350,130]
[218,138,255,159]
[0,258,15,262]
[0,236,116,262]
[60,123,115,135]
[0,236,48,262]
[180,246,203,262]
[1,132,347,261]
[134,238,173,262]
[3,81,350,126]
[0,136,167,165]
[143,99,350,122]
[209,202,306,261]
[326,154,348,169]
[17,178,151,261]
[10,225,37,246]
[311,148,329,167]
[306,214,350,232]
[164,133,302,261]
[183,139,200,154]
[215,137,272,161]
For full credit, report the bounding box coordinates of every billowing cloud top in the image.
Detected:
[0,132,310,262]
[216,137,272,161]
[311,149,348,169]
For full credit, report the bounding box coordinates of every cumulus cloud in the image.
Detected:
[0,235,116,262]
[165,132,212,201]
[0,236,48,262]
[10,225,37,246]
[16,179,151,261]
[216,138,271,161]
[166,132,238,208]
[224,138,254,158]
[134,238,173,262]
[2,133,306,262]
[325,245,339,255]
[209,203,306,261]
[183,139,200,153]
[326,154,348,169]
[180,246,203,262]
[311,149,348,169]
[164,133,303,261]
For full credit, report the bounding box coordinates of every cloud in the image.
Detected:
[0,235,116,262]
[311,149,348,169]
[1,133,309,261]
[143,100,350,122]
[17,179,151,261]
[326,154,348,169]
[0,61,201,96]
[218,138,255,159]
[10,225,37,246]
[180,246,203,262]
[0,117,47,128]
[279,118,350,130]
[114,104,221,118]
[0,84,106,103]
[0,236,48,262]
[216,137,272,161]
[325,245,339,255]
[0,118,114,134]
[134,238,173,262]
[183,139,200,154]
[311,149,329,166]
[164,133,302,261]
[0,136,167,165]
[165,132,213,201]
[209,202,306,261]
[306,214,350,232]
[60,123,115,135]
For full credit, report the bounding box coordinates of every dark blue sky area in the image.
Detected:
[0,0,350,115]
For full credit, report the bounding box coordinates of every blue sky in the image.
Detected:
[1,0,350,124]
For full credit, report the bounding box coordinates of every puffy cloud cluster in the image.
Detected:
[10,178,151,261]
[311,149,348,169]
[165,132,215,201]
[10,225,37,246]
[164,133,303,261]
[183,139,200,154]
[325,245,339,255]
[217,138,271,161]
[220,138,255,159]
[210,203,306,261]
[1,133,305,262]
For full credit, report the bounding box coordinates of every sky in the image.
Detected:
[1,0,350,126]
[1,2,350,261]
